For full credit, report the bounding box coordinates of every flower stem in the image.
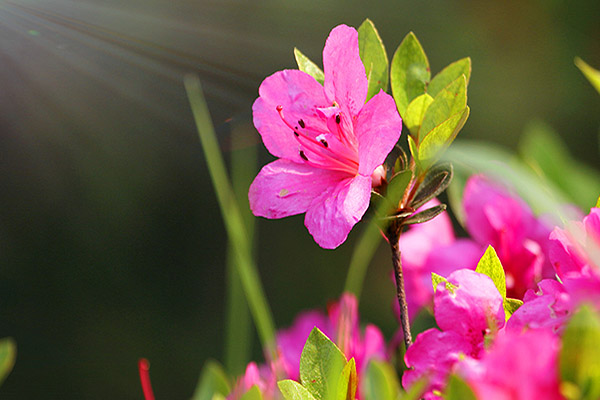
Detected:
[387,221,412,350]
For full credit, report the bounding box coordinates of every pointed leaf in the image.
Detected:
[420,76,467,141]
[408,135,419,166]
[336,358,357,400]
[386,169,413,209]
[427,57,471,97]
[432,272,457,294]
[419,106,470,164]
[300,328,347,400]
[504,298,523,320]
[575,57,600,95]
[363,360,400,400]
[358,19,389,101]
[278,380,318,400]
[560,306,600,400]
[192,360,231,400]
[475,246,506,300]
[403,204,446,225]
[404,93,434,137]
[443,374,477,400]
[390,32,430,117]
[0,338,15,387]
[294,48,325,85]
[240,385,263,400]
[411,162,453,210]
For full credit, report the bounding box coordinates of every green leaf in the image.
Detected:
[403,204,446,225]
[519,120,600,211]
[408,135,419,166]
[575,57,600,95]
[399,377,428,400]
[278,380,318,400]
[294,48,325,85]
[427,57,471,97]
[475,246,506,300]
[390,32,430,117]
[443,374,477,400]
[300,327,347,400]
[363,360,400,400]
[504,298,523,320]
[404,94,434,137]
[431,272,457,294]
[386,169,413,209]
[419,106,469,164]
[336,358,357,400]
[420,76,467,142]
[192,360,231,400]
[240,385,263,400]
[596,195,600,209]
[411,162,453,210]
[358,19,389,101]
[560,306,600,400]
[0,338,15,387]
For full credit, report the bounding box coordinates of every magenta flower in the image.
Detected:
[463,175,553,298]
[249,25,402,249]
[403,269,505,396]
[457,330,562,400]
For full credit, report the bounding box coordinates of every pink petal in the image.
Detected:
[355,90,403,175]
[402,328,472,395]
[322,25,367,117]
[305,174,371,249]
[249,159,348,219]
[435,269,505,357]
[253,69,329,162]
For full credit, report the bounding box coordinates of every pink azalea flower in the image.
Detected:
[457,330,563,400]
[548,207,600,309]
[249,24,402,249]
[403,269,505,397]
[230,293,386,399]
[398,200,482,320]
[507,279,571,334]
[463,175,553,299]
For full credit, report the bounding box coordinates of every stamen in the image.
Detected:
[335,114,341,124]
[138,359,156,400]
[298,119,306,128]
[299,150,308,161]
[316,134,329,148]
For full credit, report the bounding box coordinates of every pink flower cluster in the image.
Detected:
[403,206,600,398]
[229,293,386,400]
[399,175,553,320]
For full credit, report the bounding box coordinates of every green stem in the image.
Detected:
[387,221,412,350]
[185,75,277,361]
[224,125,257,375]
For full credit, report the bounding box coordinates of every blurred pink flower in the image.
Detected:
[549,207,600,309]
[463,175,553,298]
[399,199,482,320]
[457,330,562,400]
[403,269,505,397]
[229,293,386,399]
[249,24,402,249]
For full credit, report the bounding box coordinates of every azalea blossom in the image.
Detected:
[457,330,562,400]
[462,175,553,298]
[248,24,402,248]
[229,293,386,399]
[403,269,505,397]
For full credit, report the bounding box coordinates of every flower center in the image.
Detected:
[276,105,359,176]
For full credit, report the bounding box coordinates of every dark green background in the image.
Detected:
[0,0,598,398]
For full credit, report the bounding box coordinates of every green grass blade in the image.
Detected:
[185,75,277,359]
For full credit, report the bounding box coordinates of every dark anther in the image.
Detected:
[299,150,308,161]
[298,119,306,128]
[320,139,329,148]
[293,131,299,137]
[335,114,341,124]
